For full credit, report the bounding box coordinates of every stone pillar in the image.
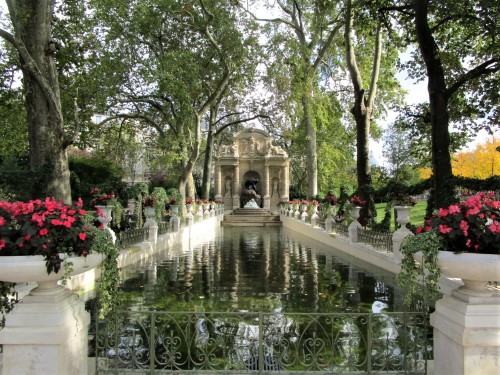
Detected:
[263,165,270,210]
[214,164,222,200]
[171,214,180,232]
[232,165,240,209]
[431,292,500,375]
[144,212,158,244]
[0,289,90,375]
[281,163,290,200]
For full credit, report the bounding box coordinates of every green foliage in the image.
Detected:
[69,155,126,206]
[88,225,121,319]
[0,158,52,201]
[151,187,169,220]
[396,231,442,306]
[0,281,15,329]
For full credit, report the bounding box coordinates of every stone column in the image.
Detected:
[263,165,270,210]
[281,162,290,200]
[0,289,90,375]
[214,164,222,199]
[431,292,500,375]
[232,165,240,209]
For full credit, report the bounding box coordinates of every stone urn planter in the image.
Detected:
[435,251,500,296]
[394,205,411,227]
[170,204,179,216]
[95,205,116,243]
[145,205,156,219]
[351,206,361,221]
[95,205,113,228]
[0,253,103,293]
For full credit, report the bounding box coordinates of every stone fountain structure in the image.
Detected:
[214,128,290,213]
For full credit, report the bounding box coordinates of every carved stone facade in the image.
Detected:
[214,128,290,211]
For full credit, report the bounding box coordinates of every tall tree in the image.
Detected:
[90,0,259,203]
[344,0,403,225]
[0,0,73,202]
[385,0,499,208]
[240,0,344,199]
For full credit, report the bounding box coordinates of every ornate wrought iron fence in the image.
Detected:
[157,221,170,236]
[331,222,349,238]
[357,228,393,253]
[94,311,429,374]
[118,227,150,249]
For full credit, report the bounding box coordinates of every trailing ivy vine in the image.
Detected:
[396,231,442,306]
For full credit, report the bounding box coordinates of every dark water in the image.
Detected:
[118,226,419,314]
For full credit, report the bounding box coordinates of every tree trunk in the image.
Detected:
[201,108,218,199]
[414,0,453,208]
[178,116,202,200]
[344,0,382,226]
[302,87,318,200]
[3,0,71,202]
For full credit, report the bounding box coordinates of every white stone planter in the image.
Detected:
[394,205,411,226]
[95,205,113,229]
[95,205,116,243]
[436,250,500,296]
[351,206,361,221]
[170,204,179,215]
[145,205,156,218]
[0,253,103,292]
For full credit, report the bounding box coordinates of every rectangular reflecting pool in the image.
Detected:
[118,226,427,314]
[92,226,432,374]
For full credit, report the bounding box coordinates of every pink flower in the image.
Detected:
[78,232,86,241]
[0,216,5,226]
[448,204,460,214]
[39,228,49,236]
[51,219,63,226]
[438,208,448,217]
[459,220,469,236]
[466,207,480,217]
[0,239,5,249]
[439,225,452,234]
[488,221,500,234]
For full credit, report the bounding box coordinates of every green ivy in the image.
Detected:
[88,226,121,319]
[396,230,442,306]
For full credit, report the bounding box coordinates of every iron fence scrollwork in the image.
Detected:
[118,227,150,249]
[357,227,393,253]
[94,310,429,374]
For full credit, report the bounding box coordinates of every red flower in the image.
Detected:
[39,228,49,236]
[0,216,5,226]
[0,239,5,249]
[79,232,86,241]
[423,193,499,254]
[459,220,469,236]
[439,225,452,234]
[489,222,500,234]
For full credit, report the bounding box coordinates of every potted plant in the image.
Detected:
[397,192,500,303]
[350,194,366,221]
[143,195,157,218]
[0,197,120,321]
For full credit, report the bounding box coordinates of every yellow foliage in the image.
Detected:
[418,168,432,179]
[452,137,500,178]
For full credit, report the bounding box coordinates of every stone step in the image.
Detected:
[223,215,281,222]
[221,209,282,227]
